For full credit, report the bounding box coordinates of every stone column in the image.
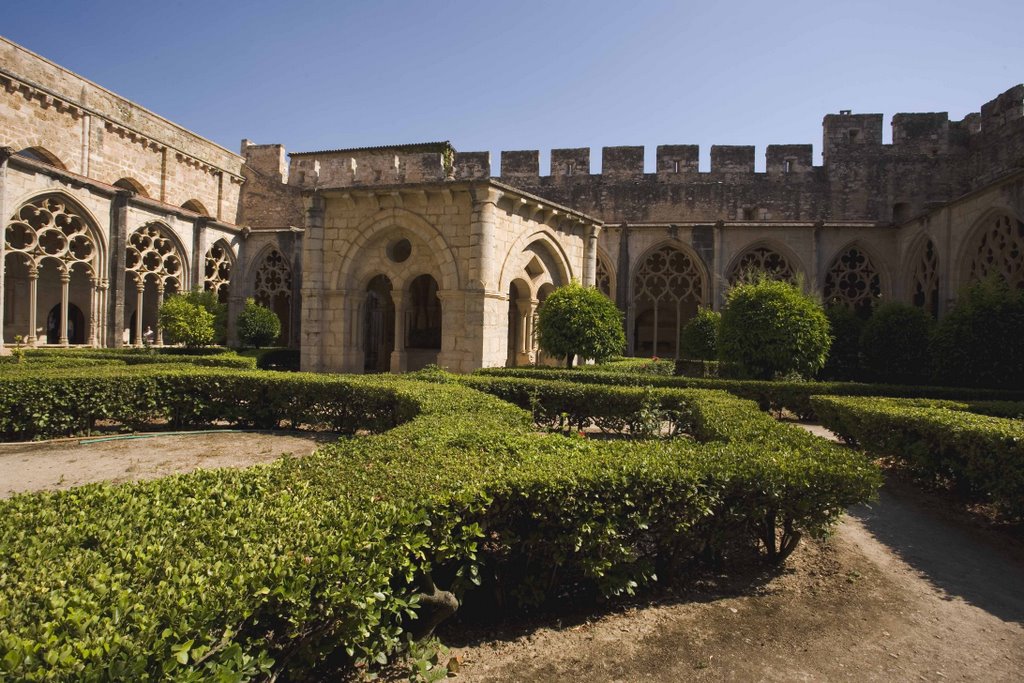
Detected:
[134,280,144,347]
[154,281,165,346]
[616,224,632,354]
[108,189,133,347]
[191,216,209,293]
[27,266,38,346]
[300,195,325,369]
[89,277,100,347]
[583,225,599,288]
[812,221,823,296]
[712,221,725,309]
[0,147,12,352]
[390,290,407,373]
[59,270,70,346]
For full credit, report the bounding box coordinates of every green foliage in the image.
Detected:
[536,282,625,367]
[930,279,1024,389]
[718,278,831,380]
[474,366,1024,421]
[237,298,282,348]
[859,302,933,384]
[0,368,881,680]
[593,357,675,376]
[158,294,215,348]
[679,307,720,360]
[812,395,1024,519]
[1,348,255,370]
[820,305,864,381]
[180,288,228,345]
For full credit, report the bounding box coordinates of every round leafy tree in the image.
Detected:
[237,298,282,348]
[718,278,831,379]
[536,282,625,367]
[930,278,1024,389]
[859,302,933,384]
[158,294,215,348]
[820,304,865,381]
[679,307,720,360]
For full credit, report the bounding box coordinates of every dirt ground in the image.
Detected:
[2,427,1022,681]
[0,430,334,498]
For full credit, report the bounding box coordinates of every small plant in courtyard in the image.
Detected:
[158,293,216,348]
[859,302,933,384]
[536,281,625,367]
[679,307,720,360]
[237,297,282,348]
[718,276,831,380]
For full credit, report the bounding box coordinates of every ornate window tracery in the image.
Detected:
[253,249,292,345]
[632,245,705,358]
[4,194,104,345]
[911,239,940,317]
[125,223,184,289]
[204,242,233,303]
[824,246,882,315]
[5,195,99,274]
[727,245,796,285]
[965,213,1024,289]
[596,254,613,298]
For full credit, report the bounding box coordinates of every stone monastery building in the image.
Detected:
[2,37,1023,372]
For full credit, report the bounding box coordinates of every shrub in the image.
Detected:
[158,293,215,348]
[0,371,880,680]
[536,282,625,367]
[930,278,1024,389]
[811,395,1024,518]
[181,288,228,344]
[679,307,720,360]
[820,304,864,381]
[718,278,831,379]
[237,297,282,348]
[859,302,933,384]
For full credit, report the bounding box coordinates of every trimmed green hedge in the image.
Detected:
[13,348,257,370]
[0,369,880,680]
[479,366,1024,419]
[810,395,1024,518]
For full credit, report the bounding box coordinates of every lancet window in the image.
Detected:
[824,246,882,315]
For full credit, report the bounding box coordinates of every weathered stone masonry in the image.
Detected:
[2,35,1022,369]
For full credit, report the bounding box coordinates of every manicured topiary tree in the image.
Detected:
[237,297,282,348]
[718,278,831,379]
[859,302,933,384]
[819,304,865,381]
[930,278,1024,389]
[158,294,215,348]
[536,281,625,367]
[679,307,720,360]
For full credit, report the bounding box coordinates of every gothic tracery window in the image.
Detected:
[728,245,796,285]
[911,239,940,318]
[204,242,233,303]
[824,246,882,316]
[253,249,292,345]
[125,223,184,290]
[596,254,613,298]
[632,245,705,357]
[965,213,1024,289]
[5,195,98,275]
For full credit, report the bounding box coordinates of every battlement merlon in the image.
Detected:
[710,145,755,174]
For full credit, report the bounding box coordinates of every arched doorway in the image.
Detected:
[363,275,395,373]
[506,279,533,367]
[46,303,85,344]
[406,274,441,371]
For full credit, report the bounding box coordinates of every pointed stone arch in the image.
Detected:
[823,242,885,316]
[113,177,150,197]
[595,248,615,299]
[181,199,210,215]
[3,192,106,346]
[905,233,940,317]
[15,146,67,170]
[124,222,188,346]
[959,209,1024,290]
[497,229,574,296]
[630,241,709,358]
[726,240,802,286]
[204,239,235,304]
[250,246,293,346]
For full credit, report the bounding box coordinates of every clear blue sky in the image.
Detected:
[3,0,1021,171]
